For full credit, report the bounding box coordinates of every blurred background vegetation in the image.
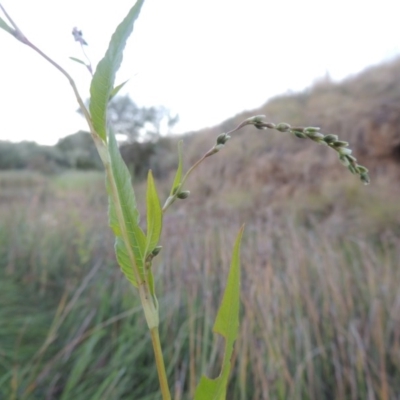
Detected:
[1,57,400,399]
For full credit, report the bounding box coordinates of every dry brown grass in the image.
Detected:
[0,170,399,399]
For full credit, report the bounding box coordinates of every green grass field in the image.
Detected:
[0,170,399,399]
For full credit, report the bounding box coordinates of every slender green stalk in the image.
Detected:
[162,121,251,213]
[150,327,171,400]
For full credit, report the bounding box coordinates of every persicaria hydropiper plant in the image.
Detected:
[0,1,370,399]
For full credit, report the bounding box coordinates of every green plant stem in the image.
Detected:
[180,122,246,186]
[162,154,206,213]
[150,327,171,400]
[28,42,93,126]
[0,5,95,137]
[162,122,246,213]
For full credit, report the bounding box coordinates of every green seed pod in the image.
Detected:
[151,246,162,257]
[357,165,369,174]
[346,154,357,162]
[304,127,321,133]
[338,147,352,156]
[348,164,357,174]
[360,172,370,185]
[333,140,349,148]
[307,132,325,139]
[276,123,291,132]
[216,133,230,145]
[245,115,267,129]
[338,155,350,167]
[293,131,307,139]
[216,133,226,145]
[177,190,190,199]
[249,115,266,123]
[323,134,339,143]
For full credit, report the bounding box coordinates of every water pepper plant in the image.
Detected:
[0,1,370,399]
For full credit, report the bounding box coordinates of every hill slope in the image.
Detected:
[177,57,400,208]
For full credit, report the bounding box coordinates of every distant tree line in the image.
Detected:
[0,96,179,179]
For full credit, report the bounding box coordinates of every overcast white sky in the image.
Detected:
[1,0,399,145]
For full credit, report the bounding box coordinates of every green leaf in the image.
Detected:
[194,225,244,400]
[89,0,145,141]
[0,16,15,36]
[69,56,87,66]
[109,80,129,101]
[144,170,162,301]
[146,264,158,307]
[145,170,162,256]
[170,140,183,195]
[107,130,146,287]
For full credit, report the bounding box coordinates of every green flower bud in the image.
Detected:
[323,134,339,143]
[338,155,350,167]
[248,115,266,123]
[346,154,357,162]
[348,164,357,174]
[244,115,268,129]
[177,190,190,199]
[214,144,224,152]
[151,246,162,257]
[307,132,325,140]
[216,133,226,145]
[360,172,370,185]
[293,131,307,139]
[276,123,291,132]
[338,147,352,156]
[333,140,349,148]
[304,127,321,133]
[216,133,231,145]
[357,165,369,174]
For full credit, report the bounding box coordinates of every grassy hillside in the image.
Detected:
[178,56,400,210]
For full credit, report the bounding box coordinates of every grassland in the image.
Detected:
[0,168,399,400]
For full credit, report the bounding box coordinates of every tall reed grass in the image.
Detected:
[1,172,399,399]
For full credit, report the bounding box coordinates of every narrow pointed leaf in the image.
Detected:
[144,171,162,300]
[194,225,244,400]
[109,80,129,101]
[107,130,146,287]
[89,0,145,141]
[0,16,15,36]
[145,170,162,256]
[69,56,87,66]
[170,140,183,195]
[146,264,158,305]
